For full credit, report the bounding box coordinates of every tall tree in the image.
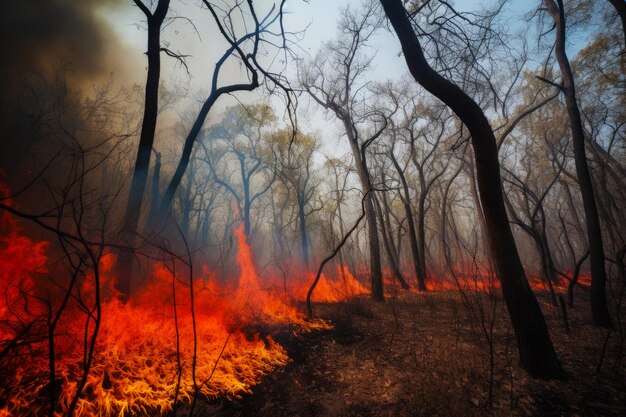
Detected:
[115,0,170,300]
[300,4,387,301]
[152,0,290,224]
[379,0,564,378]
[544,0,612,327]
[201,104,277,237]
[607,0,626,67]
[271,128,322,268]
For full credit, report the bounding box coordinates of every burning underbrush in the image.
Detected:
[0,220,343,417]
[0,191,588,417]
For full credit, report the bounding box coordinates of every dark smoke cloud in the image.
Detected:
[0,0,136,180]
[0,0,128,87]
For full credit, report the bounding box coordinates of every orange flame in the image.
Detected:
[0,183,590,416]
[0,220,329,417]
[290,264,369,302]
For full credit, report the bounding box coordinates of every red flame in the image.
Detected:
[0,218,330,417]
[0,185,589,416]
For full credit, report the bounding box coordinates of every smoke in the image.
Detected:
[0,0,132,88]
[0,0,138,179]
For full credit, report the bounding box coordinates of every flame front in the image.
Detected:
[0,206,586,416]
[0,222,330,417]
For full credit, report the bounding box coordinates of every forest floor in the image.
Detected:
[201,288,625,417]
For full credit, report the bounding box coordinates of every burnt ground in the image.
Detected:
[200,289,625,417]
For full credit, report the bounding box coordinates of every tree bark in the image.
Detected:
[416,175,428,289]
[380,0,564,378]
[374,193,409,289]
[341,117,384,301]
[545,0,612,327]
[607,0,626,71]
[390,150,426,290]
[115,0,170,300]
[298,194,310,268]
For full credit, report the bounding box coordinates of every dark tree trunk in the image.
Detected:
[416,180,428,289]
[243,179,251,237]
[380,0,564,378]
[180,172,194,238]
[149,151,161,218]
[390,151,426,290]
[115,0,170,300]
[440,165,463,271]
[381,188,400,265]
[298,195,310,268]
[503,191,559,307]
[539,231,559,306]
[341,118,384,301]
[365,193,384,301]
[374,194,410,289]
[607,0,626,70]
[545,0,612,328]
[466,156,488,243]
[559,180,587,244]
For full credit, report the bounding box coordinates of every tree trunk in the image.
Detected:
[390,151,426,290]
[298,195,310,268]
[559,180,587,244]
[341,117,384,301]
[537,230,559,306]
[416,179,428,289]
[243,178,251,237]
[180,164,194,238]
[545,0,612,328]
[115,0,170,300]
[380,0,564,378]
[149,151,161,218]
[440,165,463,272]
[381,189,400,265]
[466,155,488,244]
[374,194,409,289]
[607,0,626,71]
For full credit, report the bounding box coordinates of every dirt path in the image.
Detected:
[200,291,625,416]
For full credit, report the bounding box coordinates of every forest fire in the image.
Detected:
[2,197,583,417]
[0,218,335,417]
[1,0,624,414]
[419,271,590,295]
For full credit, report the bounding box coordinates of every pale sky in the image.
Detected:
[100,0,409,160]
[96,0,548,161]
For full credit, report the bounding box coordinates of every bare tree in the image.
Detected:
[271,128,322,268]
[154,0,291,223]
[115,0,170,300]
[300,3,388,300]
[380,0,564,378]
[201,104,277,237]
[543,0,612,327]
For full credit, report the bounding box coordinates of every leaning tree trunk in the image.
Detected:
[545,0,612,328]
[380,0,564,378]
[115,0,170,301]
